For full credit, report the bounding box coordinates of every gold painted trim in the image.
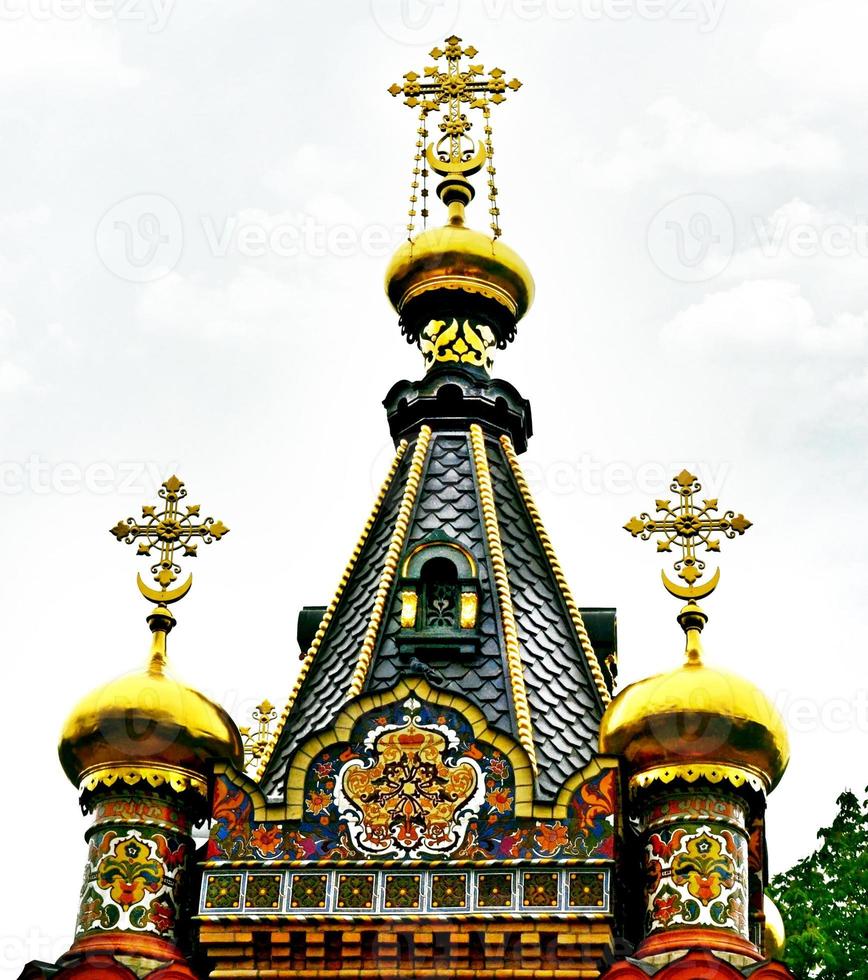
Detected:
[346,426,432,699]
[630,763,768,795]
[500,435,611,705]
[470,424,537,773]
[401,539,478,577]
[201,855,612,869]
[79,764,208,799]
[400,275,518,317]
[255,440,410,779]
[285,676,535,819]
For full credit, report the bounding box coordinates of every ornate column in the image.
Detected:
[56,477,242,976]
[72,782,203,963]
[601,471,790,970]
[635,787,753,956]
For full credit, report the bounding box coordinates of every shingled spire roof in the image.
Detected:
[258,376,614,801]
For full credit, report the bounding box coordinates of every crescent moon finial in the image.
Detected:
[137,572,193,606]
[661,567,720,602]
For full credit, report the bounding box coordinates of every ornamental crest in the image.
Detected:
[334,698,484,857]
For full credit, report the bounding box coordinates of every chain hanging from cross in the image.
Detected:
[110,475,229,604]
[388,35,522,239]
[623,469,752,600]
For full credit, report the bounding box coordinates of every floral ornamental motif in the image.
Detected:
[250,825,284,857]
[671,831,736,905]
[96,836,165,911]
[335,698,484,858]
[644,824,747,937]
[205,710,616,864]
[419,319,497,372]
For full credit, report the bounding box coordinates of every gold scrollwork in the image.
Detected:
[420,318,497,372]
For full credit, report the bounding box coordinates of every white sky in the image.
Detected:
[2,0,867,972]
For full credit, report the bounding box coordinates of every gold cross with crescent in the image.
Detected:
[110,475,229,604]
[623,469,752,600]
[389,35,521,192]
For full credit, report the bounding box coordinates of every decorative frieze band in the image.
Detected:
[200,865,611,918]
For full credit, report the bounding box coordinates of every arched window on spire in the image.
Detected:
[420,556,459,629]
[398,533,480,659]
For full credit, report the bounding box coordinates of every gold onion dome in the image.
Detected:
[599,604,790,792]
[763,894,787,959]
[385,218,534,324]
[59,607,243,789]
[385,35,534,338]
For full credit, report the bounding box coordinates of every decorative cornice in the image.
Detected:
[470,423,538,773]
[255,440,409,780]
[78,764,208,799]
[346,427,433,699]
[500,434,611,706]
[630,763,769,795]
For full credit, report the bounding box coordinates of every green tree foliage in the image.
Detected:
[768,788,868,979]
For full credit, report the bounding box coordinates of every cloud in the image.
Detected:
[580,98,842,189]
[262,144,358,205]
[0,309,32,393]
[662,279,868,357]
[0,20,142,85]
[758,0,868,96]
[659,279,868,454]
[0,359,32,393]
[137,267,304,339]
[713,199,868,319]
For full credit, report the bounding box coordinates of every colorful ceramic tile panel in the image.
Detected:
[477,872,513,908]
[245,874,282,909]
[204,874,242,910]
[643,822,749,938]
[200,867,611,917]
[207,742,617,865]
[383,874,422,910]
[289,874,328,910]
[569,871,606,908]
[523,871,559,908]
[430,873,468,909]
[336,873,375,910]
[76,826,189,941]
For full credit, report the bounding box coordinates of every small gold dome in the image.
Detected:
[59,661,243,788]
[763,894,787,960]
[385,221,534,323]
[599,657,790,791]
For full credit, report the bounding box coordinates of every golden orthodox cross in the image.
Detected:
[388,36,522,238]
[388,35,521,167]
[623,469,751,599]
[110,474,229,604]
